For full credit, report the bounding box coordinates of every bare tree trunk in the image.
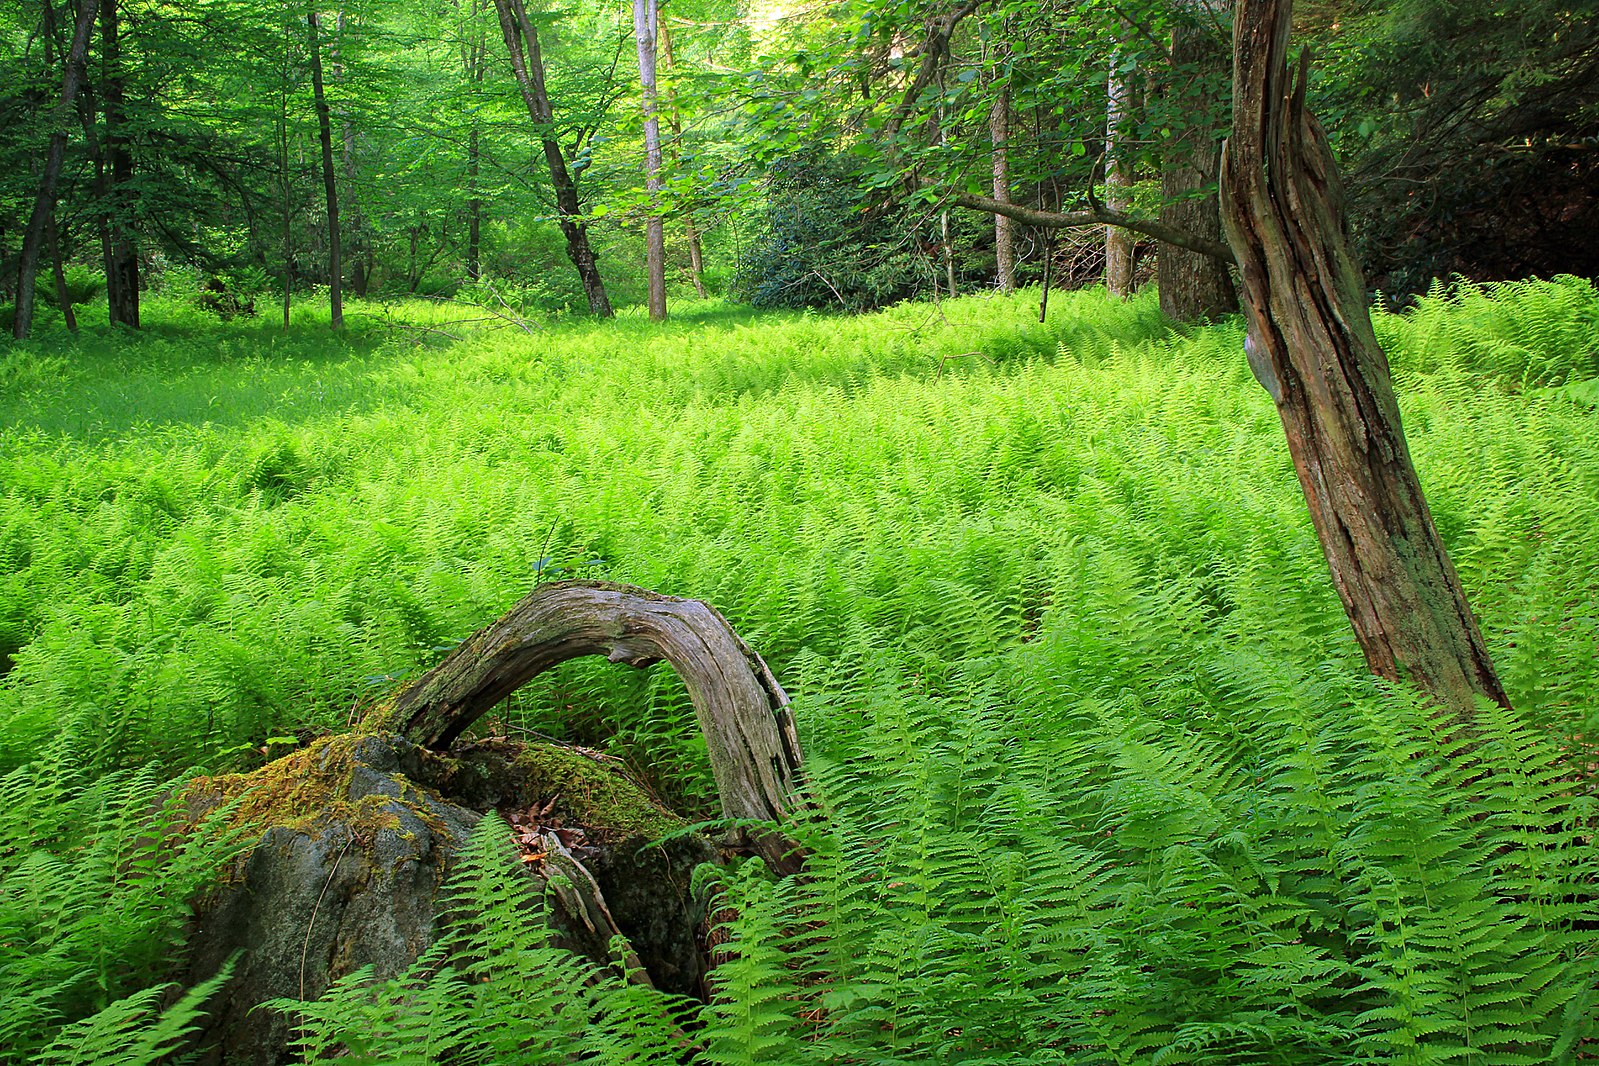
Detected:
[373,580,807,874]
[1038,229,1053,322]
[1104,45,1136,298]
[456,0,487,282]
[1220,0,1509,727]
[13,0,98,340]
[1158,0,1236,322]
[658,19,705,298]
[47,213,76,332]
[101,0,139,328]
[278,13,293,330]
[633,0,667,320]
[335,9,367,298]
[308,11,343,329]
[493,0,613,316]
[934,92,957,297]
[989,81,1015,293]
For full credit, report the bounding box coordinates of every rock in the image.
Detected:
[182,732,712,1065]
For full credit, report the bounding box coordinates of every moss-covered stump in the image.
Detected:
[182,732,712,1066]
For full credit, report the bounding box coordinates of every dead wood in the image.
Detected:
[373,580,808,873]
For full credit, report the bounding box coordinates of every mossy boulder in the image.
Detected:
[182,731,713,1066]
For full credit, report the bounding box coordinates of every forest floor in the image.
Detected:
[2,280,1596,1062]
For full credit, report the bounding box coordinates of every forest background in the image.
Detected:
[2,0,1598,1061]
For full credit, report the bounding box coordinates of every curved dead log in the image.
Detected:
[372,580,806,871]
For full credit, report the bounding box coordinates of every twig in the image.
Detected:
[301,830,357,1001]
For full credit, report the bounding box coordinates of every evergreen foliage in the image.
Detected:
[1,278,1596,1060]
[731,153,968,311]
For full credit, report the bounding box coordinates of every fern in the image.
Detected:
[3,282,1596,1060]
[37,961,235,1066]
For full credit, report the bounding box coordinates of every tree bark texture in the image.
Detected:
[989,83,1015,293]
[13,0,98,340]
[101,0,139,328]
[658,20,706,298]
[1105,46,1136,298]
[459,0,487,282]
[375,580,806,872]
[1219,0,1510,724]
[494,0,614,317]
[1158,3,1237,321]
[47,213,76,333]
[633,0,666,320]
[308,12,343,330]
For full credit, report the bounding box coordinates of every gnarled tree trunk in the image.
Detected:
[374,580,806,871]
[1219,0,1509,726]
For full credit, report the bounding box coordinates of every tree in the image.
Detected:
[307,10,343,329]
[988,73,1015,293]
[1157,0,1236,321]
[12,0,98,340]
[657,18,705,298]
[1104,40,1135,298]
[1220,0,1509,725]
[492,0,613,316]
[632,0,665,320]
[99,0,138,328]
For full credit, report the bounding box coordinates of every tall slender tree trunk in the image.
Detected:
[47,213,76,332]
[633,0,666,320]
[308,11,343,329]
[493,0,612,316]
[101,0,139,328]
[658,19,705,298]
[335,9,367,298]
[466,124,482,281]
[989,80,1015,293]
[1220,0,1508,727]
[934,92,957,297]
[278,8,293,330]
[1104,45,1136,298]
[456,0,486,282]
[1158,0,1236,322]
[13,0,98,340]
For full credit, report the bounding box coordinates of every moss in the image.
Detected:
[183,731,679,847]
[431,737,683,842]
[185,734,412,839]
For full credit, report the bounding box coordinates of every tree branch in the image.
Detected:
[950,190,1238,264]
[881,0,981,143]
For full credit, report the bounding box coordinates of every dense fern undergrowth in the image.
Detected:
[1,278,1596,1062]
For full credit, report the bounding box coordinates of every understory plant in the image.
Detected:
[1,277,1595,1061]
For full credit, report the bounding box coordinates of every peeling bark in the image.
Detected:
[1220,0,1509,725]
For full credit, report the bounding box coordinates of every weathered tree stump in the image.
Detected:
[183,581,805,1063]
[370,579,808,872]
